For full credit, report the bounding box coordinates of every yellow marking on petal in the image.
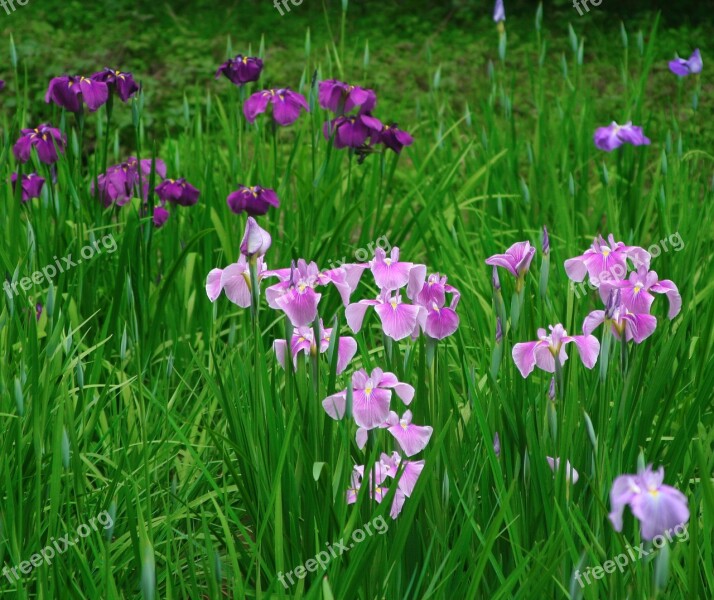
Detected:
[649,489,659,497]
[634,285,642,294]
[390,301,398,309]
[298,283,307,292]
[365,387,372,395]
[297,337,306,343]
[602,249,611,257]
[400,421,408,430]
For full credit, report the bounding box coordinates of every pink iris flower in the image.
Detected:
[368,247,426,292]
[381,451,424,498]
[322,367,414,430]
[273,319,357,375]
[385,410,433,457]
[485,241,535,281]
[266,261,365,327]
[407,272,461,340]
[206,255,268,307]
[609,465,689,541]
[598,266,681,320]
[240,217,272,258]
[583,292,657,344]
[346,290,426,341]
[564,234,650,285]
[512,324,600,378]
[346,462,407,519]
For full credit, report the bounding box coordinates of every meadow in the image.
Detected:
[1,1,713,598]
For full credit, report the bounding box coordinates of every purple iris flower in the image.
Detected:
[243,88,309,126]
[206,254,268,306]
[375,123,414,154]
[226,185,279,216]
[93,157,167,207]
[385,410,433,457]
[155,178,200,206]
[380,452,424,498]
[485,241,536,280]
[594,122,651,152]
[493,0,505,22]
[565,234,650,285]
[318,79,377,114]
[13,124,66,164]
[598,266,681,319]
[369,247,426,292]
[265,260,364,327]
[215,55,263,85]
[583,291,657,344]
[346,290,426,342]
[273,319,357,375]
[45,75,109,112]
[512,324,600,378]
[91,68,140,102]
[153,204,170,228]
[669,49,702,77]
[407,272,461,340]
[322,367,414,429]
[11,173,45,202]
[609,465,689,541]
[323,113,383,149]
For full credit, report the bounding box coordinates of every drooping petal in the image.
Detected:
[352,387,392,430]
[345,299,379,333]
[563,334,600,369]
[273,339,288,370]
[336,337,358,374]
[374,301,423,341]
[650,280,682,319]
[582,310,606,336]
[608,474,640,532]
[275,287,321,327]
[425,306,459,340]
[630,485,690,541]
[512,341,541,378]
[395,460,425,497]
[220,262,252,308]
[387,418,433,457]
[322,390,347,420]
[206,268,224,302]
[622,312,657,343]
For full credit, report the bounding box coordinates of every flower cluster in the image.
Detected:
[322,368,432,518]
[319,79,414,156]
[46,68,139,113]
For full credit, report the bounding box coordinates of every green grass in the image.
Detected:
[1,1,713,599]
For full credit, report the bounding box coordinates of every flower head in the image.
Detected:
[45,75,109,112]
[11,173,45,202]
[155,178,200,206]
[669,49,702,77]
[13,124,66,164]
[594,122,651,152]
[407,272,460,340]
[598,266,681,320]
[206,255,268,307]
[375,123,414,154]
[91,68,139,102]
[240,217,272,259]
[243,88,309,126]
[318,79,376,114]
[215,55,263,85]
[493,0,505,22]
[323,113,383,149]
[346,290,426,341]
[583,291,657,344]
[564,234,650,285]
[609,465,689,540]
[512,324,600,378]
[386,410,433,457]
[485,241,536,280]
[226,185,279,216]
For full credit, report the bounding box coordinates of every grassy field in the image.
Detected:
[1,1,713,599]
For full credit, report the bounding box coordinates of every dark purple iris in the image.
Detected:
[153,204,170,228]
[11,173,45,202]
[155,178,200,206]
[45,75,109,112]
[243,88,309,126]
[91,68,140,102]
[226,185,279,216]
[323,113,383,149]
[215,55,263,85]
[93,157,167,207]
[376,123,414,154]
[13,124,66,164]
[318,79,377,115]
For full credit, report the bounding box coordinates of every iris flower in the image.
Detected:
[240,217,272,258]
[13,124,66,164]
[407,272,460,340]
[243,88,309,126]
[322,367,414,430]
[91,68,140,102]
[669,49,702,77]
[598,266,681,319]
[593,122,651,152]
[226,185,279,216]
[609,465,689,541]
[385,410,433,457]
[485,241,535,283]
[512,324,600,378]
[155,178,200,206]
[583,291,657,344]
[380,451,424,497]
[215,55,263,85]
[11,173,45,202]
[564,234,650,285]
[346,290,426,341]
[376,123,414,154]
[370,247,426,292]
[318,79,376,114]
[273,319,357,375]
[45,75,109,112]
[94,157,167,207]
[266,260,364,327]
[493,0,505,22]
[323,114,383,149]
[206,255,268,307]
